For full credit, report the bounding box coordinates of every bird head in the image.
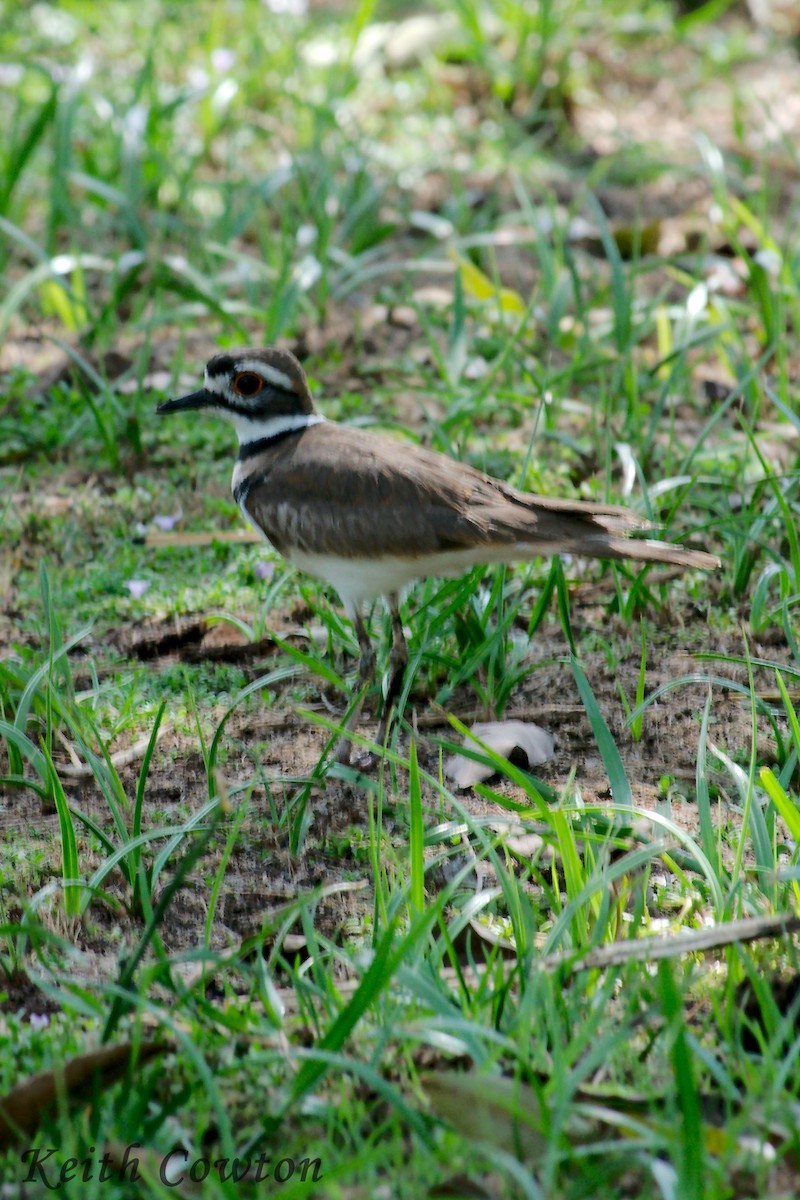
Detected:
[157,347,316,441]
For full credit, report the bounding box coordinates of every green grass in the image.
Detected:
[2,0,800,1195]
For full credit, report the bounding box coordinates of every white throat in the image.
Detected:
[228,411,326,446]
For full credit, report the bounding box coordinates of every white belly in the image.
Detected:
[289,545,538,613]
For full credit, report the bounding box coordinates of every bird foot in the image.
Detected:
[350,748,380,772]
[333,735,381,772]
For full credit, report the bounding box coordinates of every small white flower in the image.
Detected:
[211,47,236,73]
[152,510,182,532]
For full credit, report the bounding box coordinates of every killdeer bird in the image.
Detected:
[157,347,719,764]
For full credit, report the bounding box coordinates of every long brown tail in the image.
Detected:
[593,534,720,571]
[510,496,720,571]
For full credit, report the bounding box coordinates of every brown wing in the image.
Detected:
[239,424,629,557]
[238,423,717,569]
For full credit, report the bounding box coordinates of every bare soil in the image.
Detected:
[2,559,794,1020]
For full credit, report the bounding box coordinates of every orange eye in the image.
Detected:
[232,371,264,396]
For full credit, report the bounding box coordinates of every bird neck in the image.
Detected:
[233,411,326,458]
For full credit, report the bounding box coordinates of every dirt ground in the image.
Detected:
[2,559,793,1019]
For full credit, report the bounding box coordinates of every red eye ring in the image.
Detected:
[232,371,264,397]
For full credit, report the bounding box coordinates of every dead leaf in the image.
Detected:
[445,721,555,789]
[422,1072,548,1161]
[144,529,261,547]
[0,1040,171,1150]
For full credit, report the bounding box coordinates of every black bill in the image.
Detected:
[156,388,214,414]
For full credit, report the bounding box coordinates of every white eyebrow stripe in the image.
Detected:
[235,360,295,391]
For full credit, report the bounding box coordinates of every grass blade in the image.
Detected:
[408,740,425,914]
[657,961,705,1198]
[571,655,632,807]
[41,743,81,918]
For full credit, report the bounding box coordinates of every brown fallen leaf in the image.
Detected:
[445,720,555,789]
[0,1040,171,1150]
[422,1072,550,1161]
[144,529,261,547]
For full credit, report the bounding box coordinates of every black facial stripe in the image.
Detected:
[231,385,303,417]
[223,399,264,417]
[206,354,236,378]
[260,383,301,409]
[236,426,305,461]
[209,384,298,416]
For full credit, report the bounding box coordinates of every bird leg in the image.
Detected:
[375,594,408,750]
[335,609,376,765]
